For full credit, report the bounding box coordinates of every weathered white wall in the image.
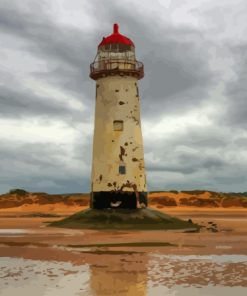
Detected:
[91,75,147,193]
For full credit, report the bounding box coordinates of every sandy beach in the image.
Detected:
[0,207,246,295]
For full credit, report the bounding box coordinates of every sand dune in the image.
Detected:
[0,189,247,216]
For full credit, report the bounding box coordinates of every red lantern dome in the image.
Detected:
[90,23,143,80]
[98,24,135,48]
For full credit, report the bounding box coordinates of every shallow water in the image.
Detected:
[0,258,90,296]
[152,254,247,263]
[0,229,28,236]
[0,254,246,296]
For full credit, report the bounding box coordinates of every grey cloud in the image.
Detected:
[147,162,247,192]
[220,43,247,129]
[87,2,216,118]
[0,83,83,120]
[0,1,92,69]
[0,141,90,194]
[0,0,247,193]
[0,1,96,118]
[144,124,247,191]
[146,151,226,175]
[0,0,216,120]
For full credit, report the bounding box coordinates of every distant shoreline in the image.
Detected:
[0,189,247,215]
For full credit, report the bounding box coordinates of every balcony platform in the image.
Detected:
[90,59,144,80]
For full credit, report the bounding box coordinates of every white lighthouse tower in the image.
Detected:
[90,24,147,209]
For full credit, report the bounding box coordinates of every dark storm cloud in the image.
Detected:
[0,142,66,171]
[220,43,247,129]
[146,154,225,174]
[0,0,216,120]
[144,122,247,192]
[147,155,247,192]
[0,0,246,193]
[0,1,92,69]
[88,1,215,118]
[145,139,226,175]
[0,0,96,118]
[0,82,83,120]
[0,140,90,194]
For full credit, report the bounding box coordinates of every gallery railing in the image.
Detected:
[90,59,144,80]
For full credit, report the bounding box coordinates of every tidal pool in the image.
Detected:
[0,254,246,295]
[0,229,28,236]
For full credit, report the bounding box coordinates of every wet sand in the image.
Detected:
[0,208,246,295]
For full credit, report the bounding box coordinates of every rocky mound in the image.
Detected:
[50,208,199,230]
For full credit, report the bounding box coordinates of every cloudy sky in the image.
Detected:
[0,0,247,194]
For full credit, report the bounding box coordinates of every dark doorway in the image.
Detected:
[91,191,137,209]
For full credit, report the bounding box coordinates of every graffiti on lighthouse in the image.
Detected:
[90,24,147,210]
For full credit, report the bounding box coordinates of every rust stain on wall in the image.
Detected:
[91,76,147,193]
[119,146,126,161]
[132,157,138,162]
[120,180,137,192]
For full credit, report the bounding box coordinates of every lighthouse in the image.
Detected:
[90,24,147,209]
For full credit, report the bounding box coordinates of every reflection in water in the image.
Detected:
[147,254,247,290]
[89,252,148,296]
[0,254,246,295]
[0,257,90,296]
[88,253,247,296]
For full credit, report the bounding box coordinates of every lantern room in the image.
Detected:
[90,24,144,80]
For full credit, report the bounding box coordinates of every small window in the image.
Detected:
[119,164,126,174]
[136,85,139,97]
[113,120,123,131]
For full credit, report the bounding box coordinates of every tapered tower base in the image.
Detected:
[90,191,148,209]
